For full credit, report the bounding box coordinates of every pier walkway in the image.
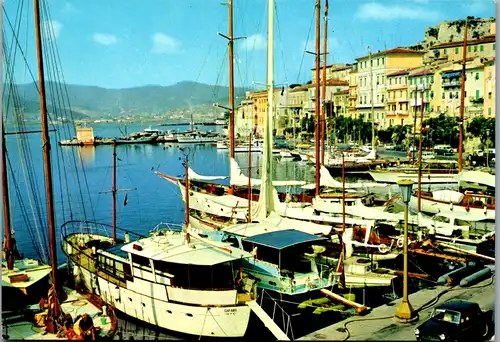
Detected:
[299,276,495,341]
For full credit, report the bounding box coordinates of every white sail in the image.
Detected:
[253,0,276,220]
[456,170,495,188]
[187,167,227,181]
[302,165,387,189]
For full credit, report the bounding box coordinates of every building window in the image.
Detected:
[480,45,484,52]
[468,46,471,52]
[376,113,379,119]
[489,92,492,99]
[455,47,459,54]
[476,89,480,99]
[420,78,423,84]
[444,48,447,55]
[377,94,379,103]
[377,75,380,85]
[381,95,384,102]
[382,57,385,64]
[389,78,392,85]
[474,46,478,52]
[364,96,367,104]
[488,107,492,115]
[430,75,434,83]
[377,59,380,66]
[442,93,445,99]
[368,113,371,119]
[475,72,479,80]
[381,76,384,84]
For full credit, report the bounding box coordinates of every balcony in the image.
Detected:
[469,97,484,105]
[387,110,409,116]
[442,80,461,88]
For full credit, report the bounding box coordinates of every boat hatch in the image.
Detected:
[242,229,327,250]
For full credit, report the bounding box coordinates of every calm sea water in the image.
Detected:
[4,121,323,263]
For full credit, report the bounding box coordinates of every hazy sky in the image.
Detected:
[3,0,496,89]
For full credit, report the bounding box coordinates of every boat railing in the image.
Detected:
[60,220,146,242]
[149,222,185,235]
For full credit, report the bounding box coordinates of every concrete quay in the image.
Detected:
[299,277,495,341]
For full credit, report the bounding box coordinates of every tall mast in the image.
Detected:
[320,0,328,166]
[417,86,425,212]
[458,20,468,173]
[228,0,235,161]
[247,133,252,223]
[184,153,190,245]
[34,0,58,290]
[314,0,321,196]
[112,142,117,242]
[369,47,375,151]
[2,126,14,270]
[1,8,14,270]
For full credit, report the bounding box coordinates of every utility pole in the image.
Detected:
[458,19,468,172]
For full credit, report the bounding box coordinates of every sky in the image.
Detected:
[3,0,497,89]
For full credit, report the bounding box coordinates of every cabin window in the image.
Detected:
[131,254,151,268]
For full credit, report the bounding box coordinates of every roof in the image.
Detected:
[387,69,412,77]
[242,229,327,250]
[290,79,348,92]
[104,243,128,259]
[311,64,353,71]
[356,47,425,61]
[121,233,251,265]
[432,35,496,49]
[438,300,480,312]
[409,69,432,77]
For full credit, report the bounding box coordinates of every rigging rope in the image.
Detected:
[296,6,316,84]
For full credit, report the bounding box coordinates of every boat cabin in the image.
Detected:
[217,227,334,295]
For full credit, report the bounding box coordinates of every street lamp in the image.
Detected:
[395,179,418,322]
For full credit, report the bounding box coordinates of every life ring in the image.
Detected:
[378,243,389,254]
[397,238,404,248]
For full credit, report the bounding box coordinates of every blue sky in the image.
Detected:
[3,0,496,89]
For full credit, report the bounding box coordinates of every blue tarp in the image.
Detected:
[243,229,326,250]
[442,71,461,78]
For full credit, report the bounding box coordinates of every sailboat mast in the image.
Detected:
[2,126,14,270]
[184,154,190,245]
[247,134,252,222]
[417,88,424,212]
[314,0,321,195]
[458,20,468,173]
[369,47,375,151]
[34,0,58,290]
[112,142,117,242]
[320,0,328,166]
[228,0,235,160]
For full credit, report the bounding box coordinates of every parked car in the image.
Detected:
[415,300,490,341]
[434,144,454,156]
[384,144,395,150]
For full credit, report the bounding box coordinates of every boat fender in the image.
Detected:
[397,238,404,248]
[378,244,389,254]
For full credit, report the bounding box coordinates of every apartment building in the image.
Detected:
[386,69,410,126]
[424,35,496,64]
[235,99,255,138]
[333,89,350,118]
[355,48,426,129]
[311,63,352,83]
[483,57,495,118]
[348,63,358,119]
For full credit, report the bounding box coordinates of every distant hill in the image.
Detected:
[13,81,249,118]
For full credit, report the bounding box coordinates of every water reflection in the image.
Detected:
[76,146,95,165]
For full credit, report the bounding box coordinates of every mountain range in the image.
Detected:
[12,81,249,120]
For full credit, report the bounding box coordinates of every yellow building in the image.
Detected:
[355,47,425,129]
[348,63,358,119]
[333,89,350,118]
[424,34,496,64]
[386,69,410,126]
[483,57,495,118]
[311,64,352,83]
[244,88,284,137]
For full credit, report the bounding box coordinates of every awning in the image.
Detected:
[243,229,327,250]
[442,71,461,79]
